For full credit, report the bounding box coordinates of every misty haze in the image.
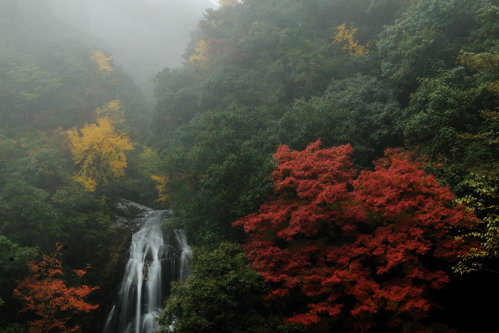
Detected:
[47,0,215,89]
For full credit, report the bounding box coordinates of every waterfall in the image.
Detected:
[103,210,191,333]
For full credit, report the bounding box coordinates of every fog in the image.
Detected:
[46,0,216,89]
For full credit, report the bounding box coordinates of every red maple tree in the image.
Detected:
[14,244,99,333]
[233,140,477,332]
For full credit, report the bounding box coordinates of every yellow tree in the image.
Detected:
[94,100,124,124]
[67,117,133,191]
[458,52,499,94]
[218,0,239,6]
[332,23,369,56]
[189,40,209,67]
[91,50,114,75]
[151,174,168,204]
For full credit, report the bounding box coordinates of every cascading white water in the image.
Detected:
[174,230,192,281]
[103,210,191,333]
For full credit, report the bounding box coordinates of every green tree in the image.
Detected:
[402,52,499,193]
[377,0,478,101]
[0,179,61,248]
[404,67,495,164]
[158,104,275,246]
[2,64,61,127]
[12,148,71,193]
[275,75,402,167]
[152,67,202,134]
[454,169,499,274]
[158,243,303,333]
[0,236,37,309]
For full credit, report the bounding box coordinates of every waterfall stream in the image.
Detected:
[103,210,191,333]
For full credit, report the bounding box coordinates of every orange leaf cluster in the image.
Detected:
[14,244,99,333]
[332,23,370,56]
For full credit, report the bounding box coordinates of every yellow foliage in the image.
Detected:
[218,0,239,6]
[67,117,133,191]
[94,100,124,124]
[189,40,209,67]
[458,52,499,94]
[332,23,370,56]
[489,81,499,95]
[137,147,168,204]
[91,50,114,75]
[151,174,168,204]
[457,52,499,71]
[73,174,98,192]
[457,110,499,146]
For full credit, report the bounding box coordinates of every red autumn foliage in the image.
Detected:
[13,244,99,333]
[233,140,477,332]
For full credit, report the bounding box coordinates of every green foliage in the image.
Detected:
[12,148,71,192]
[275,75,403,167]
[404,68,493,157]
[473,0,499,50]
[0,236,37,307]
[158,242,304,333]
[377,0,478,98]
[107,145,165,208]
[0,236,37,284]
[0,179,61,248]
[402,51,499,193]
[152,67,202,134]
[159,104,275,246]
[0,132,21,172]
[0,324,26,333]
[2,64,62,126]
[454,169,499,274]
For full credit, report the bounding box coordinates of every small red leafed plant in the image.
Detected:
[233,140,478,332]
[14,243,99,333]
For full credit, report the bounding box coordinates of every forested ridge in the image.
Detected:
[1,0,499,332]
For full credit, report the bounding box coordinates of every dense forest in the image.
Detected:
[1,0,499,332]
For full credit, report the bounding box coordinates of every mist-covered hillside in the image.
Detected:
[45,0,216,90]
